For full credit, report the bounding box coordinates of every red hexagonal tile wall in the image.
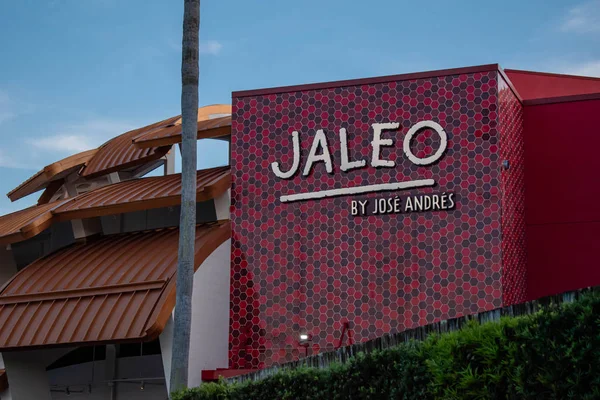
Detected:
[230,69,526,369]
[498,76,527,305]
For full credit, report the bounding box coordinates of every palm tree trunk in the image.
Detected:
[170,0,199,396]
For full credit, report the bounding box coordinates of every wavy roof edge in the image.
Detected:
[8,105,231,199]
[7,149,98,202]
[0,166,230,246]
[133,115,232,149]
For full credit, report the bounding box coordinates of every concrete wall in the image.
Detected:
[161,239,232,392]
[188,239,231,387]
[159,317,174,394]
[2,348,72,400]
[214,190,230,221]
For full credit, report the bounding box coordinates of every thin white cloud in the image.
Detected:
[26,119,137,154]
[0,90,16,125]
[199,40,223,55]
[168,39,224,55]
[561,60,600,77]
[29,135,94,153]
[0,149,32,170]
[561,1,600,33]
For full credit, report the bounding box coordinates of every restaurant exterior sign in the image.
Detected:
[230,67,526,370]
[270,120,454,213]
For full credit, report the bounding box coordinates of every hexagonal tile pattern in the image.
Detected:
[229,70,525,369]
[498,76,527,305]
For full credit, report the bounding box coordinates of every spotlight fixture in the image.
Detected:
[298,333,313,357]
[140,381,145,391]
[299,333,312,344]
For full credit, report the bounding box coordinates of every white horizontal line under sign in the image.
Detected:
[279,179,436,203]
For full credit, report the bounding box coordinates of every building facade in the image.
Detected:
[0,65,597,398]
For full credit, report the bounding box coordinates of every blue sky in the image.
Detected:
[0,0,598,214]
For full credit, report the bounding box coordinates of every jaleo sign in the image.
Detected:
[270,120,455,215]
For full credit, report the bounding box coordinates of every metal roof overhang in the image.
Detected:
[0,222,230,351]
[0,166,230,246]
[132,115,231,149]
[7,149,98,202]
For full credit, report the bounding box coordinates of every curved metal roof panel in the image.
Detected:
[0,167,230,246]
[132,115,231,149]
[0,221,230,350]
[80,115,179,179]
[0,200,68,246]
[55,166,230,220]
[81,105,231,178]
[7,149,98,202]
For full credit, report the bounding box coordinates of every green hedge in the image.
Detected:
[174,291,600,400]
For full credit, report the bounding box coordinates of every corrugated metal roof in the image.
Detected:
[80,115,180,179]
[55,166,230,220]
[0,200,68,246]
[0,222,230,350]
[7,149,98,202]
[0,167,230,246]
[133,115,231,149]
[81,105,231,178]
[10,106,231,188]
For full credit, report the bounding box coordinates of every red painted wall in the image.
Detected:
[524,99,600,300]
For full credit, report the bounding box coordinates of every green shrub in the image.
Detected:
[174,291,600,400]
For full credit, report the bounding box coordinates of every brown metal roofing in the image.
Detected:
[0,167,230,246]
[81,105,231,178]
[0,222,230,350]
[7,149,97,202]
[133,115,231,149]
[0,200,68,246]
[55,166,230,220]
[80,116,179,179]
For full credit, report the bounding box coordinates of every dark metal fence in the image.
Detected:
[227,286,598,384]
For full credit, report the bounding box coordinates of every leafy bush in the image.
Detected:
[174,291,600,400]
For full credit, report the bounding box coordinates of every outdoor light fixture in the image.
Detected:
[298,333,313,357]
[140,381,145,391]
[299,333,312,344]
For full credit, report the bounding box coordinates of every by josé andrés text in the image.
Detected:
[351,192,455,216]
